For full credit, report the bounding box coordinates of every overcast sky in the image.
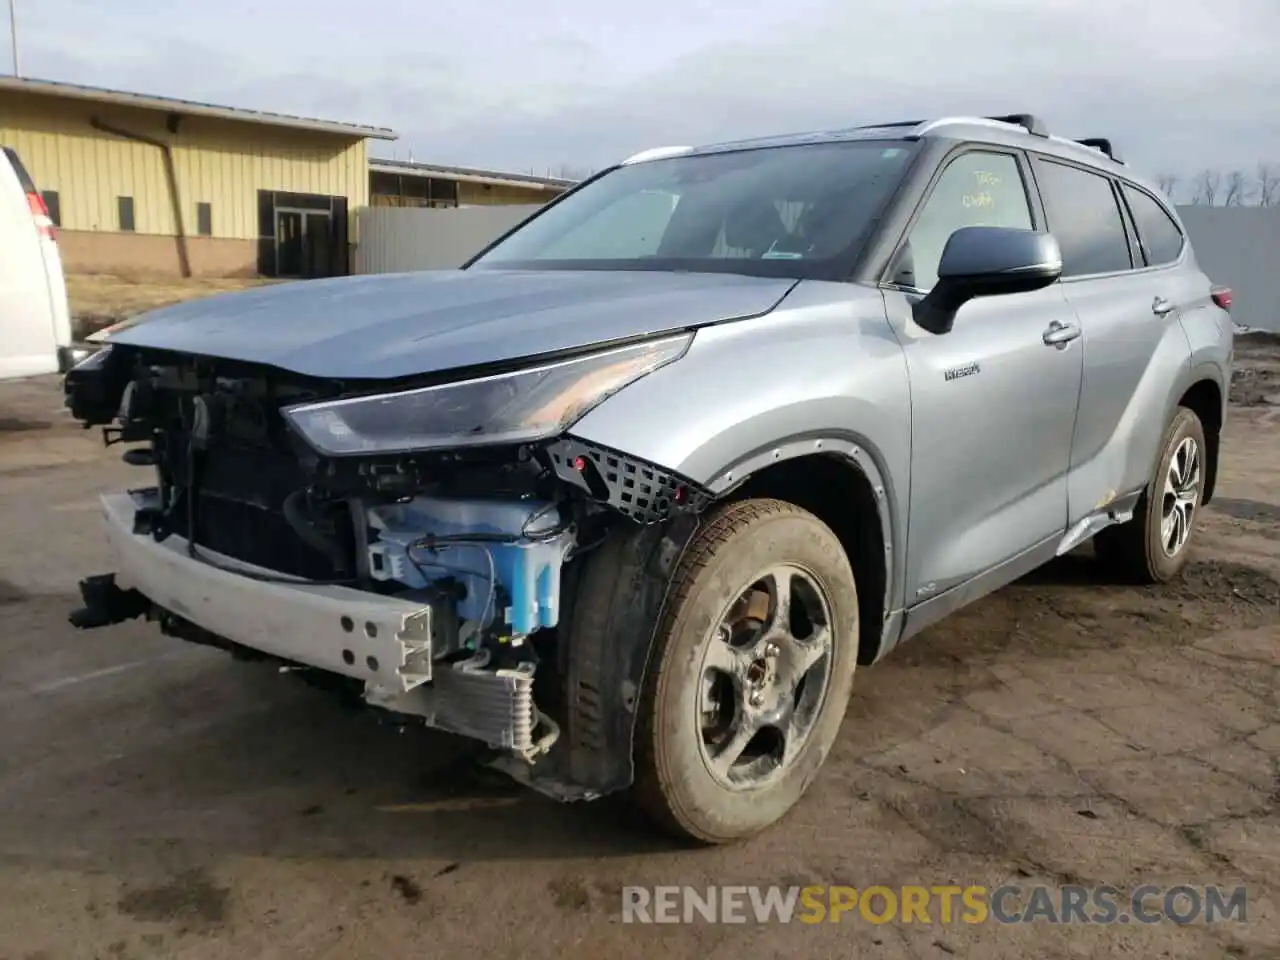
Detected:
[8,0,1278,180]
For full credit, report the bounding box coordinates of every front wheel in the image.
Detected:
[1094,406,1207,584]
[634,499,860,843]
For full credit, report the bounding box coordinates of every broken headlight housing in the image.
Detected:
[281,333,692,456]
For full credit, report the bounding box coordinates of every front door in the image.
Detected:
[304,212,332,278]
[275,210,304,278]
[275,209,334,278]
[882,147,1085,603]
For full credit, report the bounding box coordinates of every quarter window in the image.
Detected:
[1121,184,1184,266]
[897,151,1033,291]
[1034,161,1132,277]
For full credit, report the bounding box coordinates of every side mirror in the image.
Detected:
[913,226,1063,335]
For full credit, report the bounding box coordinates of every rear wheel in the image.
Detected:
[1094,407,1206,583]
[634,499,860,843]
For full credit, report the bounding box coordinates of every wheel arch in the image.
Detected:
[548,435,904,802]
[1176,371,1224,504]
[710,435,902,666]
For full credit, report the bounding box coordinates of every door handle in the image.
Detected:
[1042,320,1081,349]
[1152,296,1175,317]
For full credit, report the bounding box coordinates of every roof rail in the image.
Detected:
[621,145,693,165]
[855,119,926,130]
[1074,137,1123,163]
[907,113,1052,139]
[985,114,1049,137]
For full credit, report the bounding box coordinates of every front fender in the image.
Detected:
[569,281,913,611]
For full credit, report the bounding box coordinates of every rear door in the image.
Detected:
[0,147,65,379]
[1119,181,1222,349]
[882,146,1084,603]
[1030,157,1193,526]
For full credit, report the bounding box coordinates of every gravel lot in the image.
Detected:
[1,337,1277,960]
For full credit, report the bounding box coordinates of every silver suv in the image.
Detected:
[65,113,1234,843]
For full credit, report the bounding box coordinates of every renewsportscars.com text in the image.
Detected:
[621,884,1248,925]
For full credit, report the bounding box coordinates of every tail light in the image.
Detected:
[26,191,57,241]
[1211,287,1232,311]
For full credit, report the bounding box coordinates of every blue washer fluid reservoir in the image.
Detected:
[365,498,573,636]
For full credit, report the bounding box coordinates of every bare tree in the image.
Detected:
[1223,169,1249,206]
[1258,162,1280,207]
[1191,168,1221,205]
[1154,173,1180,199]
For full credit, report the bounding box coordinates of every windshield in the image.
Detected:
[468,140,916,280]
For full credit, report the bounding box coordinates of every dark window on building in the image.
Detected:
[117,196,135,232]
[1034,160,1132,277]
[256,188,349,279]
[1121,184,1184,267]
[400,175,430,200]
[896,151,1033,291]
[196,202,213,236]
[41,190,61,227]
[369,170,460,208]
[429,177,459,206]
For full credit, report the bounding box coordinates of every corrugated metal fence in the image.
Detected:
[1176,206,1280,332]
[353,205,542,274]
[354,202,1280,332]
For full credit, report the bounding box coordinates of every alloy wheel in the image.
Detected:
[1160,435,1201,557]
[696,563,835,790]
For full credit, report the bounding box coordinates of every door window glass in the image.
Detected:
[1035,161,1132,277]
[899,152,1033,291]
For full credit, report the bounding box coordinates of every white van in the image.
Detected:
[1,146,74,379]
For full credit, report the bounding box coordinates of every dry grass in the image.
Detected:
[67,274,283,333]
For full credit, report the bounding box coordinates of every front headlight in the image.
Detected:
[281,333,693,456]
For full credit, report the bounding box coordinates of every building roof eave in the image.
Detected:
[0,75,398,141]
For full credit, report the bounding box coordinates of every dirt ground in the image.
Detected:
[0,336,1277,960]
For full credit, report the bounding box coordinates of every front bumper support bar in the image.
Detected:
[98,491,433,695]
[87,491,558,760]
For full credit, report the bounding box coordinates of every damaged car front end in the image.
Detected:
[63,133,922,841]
[65,327,714,798]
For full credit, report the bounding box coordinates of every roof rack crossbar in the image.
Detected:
[875,114,1052,138]
[1074,137,1123,162]
[984,114,1049,137]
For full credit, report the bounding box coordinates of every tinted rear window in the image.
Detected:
[42,190,61,227]
[3,146,38,194]
[1121,184,1184,266]
[1034,160,1132,277]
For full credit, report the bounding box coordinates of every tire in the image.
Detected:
[634,498,860,843]
[1094,407,1207,584]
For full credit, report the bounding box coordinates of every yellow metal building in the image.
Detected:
[369,158,575,208]
[0,76,397,278]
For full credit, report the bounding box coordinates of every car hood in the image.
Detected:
[107,269,798,380]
